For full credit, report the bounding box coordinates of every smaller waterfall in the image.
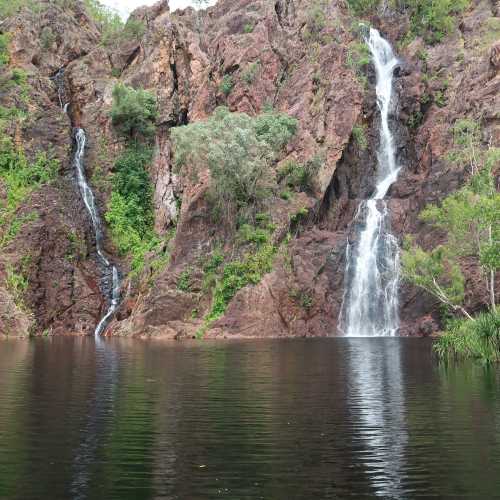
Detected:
[52,69,69,111]
[53,67,121,335]
[339,29,401,337]
[74,130,121,336]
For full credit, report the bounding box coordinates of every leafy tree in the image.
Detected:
[110,83,157,141]
[402,142,499,317]
[171,106,297,223]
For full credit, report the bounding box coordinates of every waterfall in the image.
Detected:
[339,28,401,337]
[74,129,121,337]
[54,69,121,336]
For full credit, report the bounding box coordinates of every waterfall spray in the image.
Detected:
[339,29,401,337]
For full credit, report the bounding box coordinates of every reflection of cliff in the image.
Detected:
[0,341,32,497]
[1,339,500,497]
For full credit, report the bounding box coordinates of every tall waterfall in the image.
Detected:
[339,29,401,337]
[53,68,121,335]
[74,130,121,336]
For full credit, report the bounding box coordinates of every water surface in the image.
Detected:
[0,338,499,499]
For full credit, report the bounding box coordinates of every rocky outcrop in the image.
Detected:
[1,0,498,338]
[0,1,103,336]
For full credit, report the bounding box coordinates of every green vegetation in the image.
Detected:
[402,120,499,362]
[105,147,154,256]
[347,0,470,44]
[0,140,58,248]
[0,33,9,66]
[346,41,370,87]
[111,83,158,140]
[434,311,500,363]
[352,124,368,150]
[194,217,281,338]
[346,0,379,15]
[66,229,86,262]
[243,23,254,34]
[403,0,470,43]
[241,60,261,85]
[40,26,56,50]
[289,287,314,311]
[219,74,234,96]
[106,84,167,275]
[177,268,193,292]
[277,155,322,193]
[290,206,309,226]
[303,0,327,43]
[82,0,145,46]
[172,106,297,224]
[5,262,29,309]
[0,0,35,18]
[207,242,275,322]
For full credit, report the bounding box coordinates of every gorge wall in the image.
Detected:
[0,0,498,338]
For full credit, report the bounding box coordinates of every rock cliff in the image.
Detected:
[0,0,498,338]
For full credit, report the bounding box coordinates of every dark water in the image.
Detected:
[0,338,499,499]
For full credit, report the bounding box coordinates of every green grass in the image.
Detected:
[434,311,500,363]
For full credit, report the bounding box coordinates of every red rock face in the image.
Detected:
[1,0,498,337]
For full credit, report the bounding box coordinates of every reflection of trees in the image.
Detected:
[1,338,500,499]
[0,340,32,499]
[414,361,500,497]
[84,338,156,500]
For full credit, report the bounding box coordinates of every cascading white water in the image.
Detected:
[73,129,121,336]
[53,68,121,336]
[339,28,401,337]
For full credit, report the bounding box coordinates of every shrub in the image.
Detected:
[352,124,368,150]
[402,0,470,44]
[177,268,193,292]
[243,23,254,33]
[303,1,327,42]
[105,146,154,259]
[347,41,371,72]
[278,155,321,192]
[290,287,314,311]
[122,18,145,40]
[207,243,276,322]
[346,0,379,15]
[242,60,261,85]
[0,141,59,248]
[219,74,234,96]
[40,26,56,50]
[171,106,297,223]
[111,83,157,140]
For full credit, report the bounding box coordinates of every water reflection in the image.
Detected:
[70,337,119,499]
[0,338,499,499]
[347,338,407,497]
